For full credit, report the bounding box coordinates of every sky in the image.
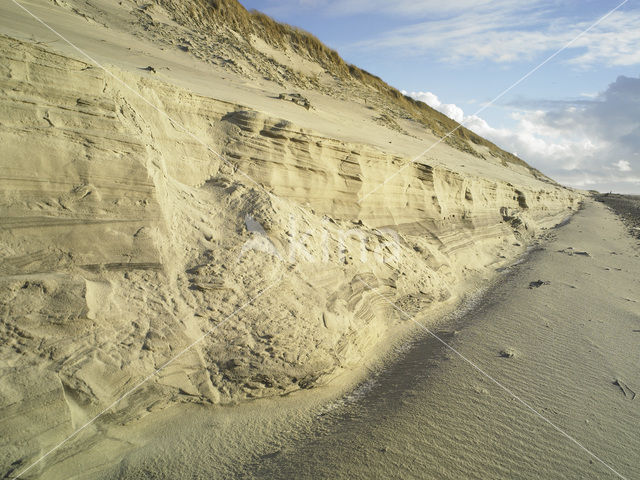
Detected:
[238,1,640,193]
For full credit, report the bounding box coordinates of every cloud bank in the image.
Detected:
[405,75,640,193]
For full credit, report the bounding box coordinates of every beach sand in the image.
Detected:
[1,1,637,478]
[39,199,638,480]
[236,198,640,480]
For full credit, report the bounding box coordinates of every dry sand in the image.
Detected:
[1,1,636,478]
[24,199,639,479]
[234,199,640,480]
[596,194,640,239]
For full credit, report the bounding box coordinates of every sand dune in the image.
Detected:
[221,199,640,480]
[0,1,592,478]
[13,200,637,480]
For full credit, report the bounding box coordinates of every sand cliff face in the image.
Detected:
[0,34,580,472]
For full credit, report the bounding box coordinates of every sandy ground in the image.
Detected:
[40,199,638,479]
[240,199,639,480]
[2,2,633,478]
[596,194,640,240]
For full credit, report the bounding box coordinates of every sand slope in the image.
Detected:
[0,2,585,477]
[74,200,638,480]
[234,199,640,480]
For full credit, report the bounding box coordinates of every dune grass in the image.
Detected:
[158,0,543,175]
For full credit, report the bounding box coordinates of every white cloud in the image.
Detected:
[260,0,533,17]
[354,9,640,67]
[614,160,632,172]
[405,75,640,193]
[402,90,464,123]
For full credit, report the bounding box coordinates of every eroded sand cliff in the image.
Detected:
[0,33,582,473]
[0,1,583,474]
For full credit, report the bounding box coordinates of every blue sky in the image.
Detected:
[239,1,640,193]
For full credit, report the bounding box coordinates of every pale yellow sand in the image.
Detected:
[0,1,619,478]
[36,199,639,479]
[236,199,640,479]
